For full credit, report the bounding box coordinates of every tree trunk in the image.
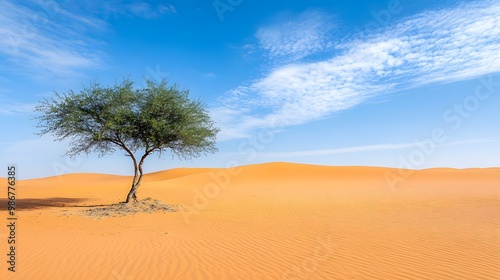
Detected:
[125,179,141,203]
[124,151,149,203]
[125,167,143,203]
[124,151,139,203]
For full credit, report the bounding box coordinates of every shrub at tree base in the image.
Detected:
[80,198,178,219]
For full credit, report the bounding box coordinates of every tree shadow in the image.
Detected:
[0,197,92,210]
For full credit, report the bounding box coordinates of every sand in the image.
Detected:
[1,162,499,279]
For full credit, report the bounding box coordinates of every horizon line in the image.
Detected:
[5,161,500,181]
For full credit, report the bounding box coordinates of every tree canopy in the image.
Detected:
[36,79,219,203]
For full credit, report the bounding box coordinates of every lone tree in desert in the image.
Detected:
[36,79,219,203]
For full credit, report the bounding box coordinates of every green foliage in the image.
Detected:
[35,79,220,160]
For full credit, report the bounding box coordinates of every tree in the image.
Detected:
[36,79,220,203]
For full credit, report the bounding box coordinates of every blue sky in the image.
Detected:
[1,0,499,179]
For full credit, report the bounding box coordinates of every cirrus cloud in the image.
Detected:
[215,0,500,141]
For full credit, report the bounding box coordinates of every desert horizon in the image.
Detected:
[2,162,499,279]
[4,161,500,182]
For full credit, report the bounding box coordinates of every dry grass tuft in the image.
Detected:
[78,197,177,219]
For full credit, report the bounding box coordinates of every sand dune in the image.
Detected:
[1,163,499,279]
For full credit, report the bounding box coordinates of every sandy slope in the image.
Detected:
[1,163,499,279]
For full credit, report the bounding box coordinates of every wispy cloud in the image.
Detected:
[202,72,216,78]
[216,0,500,141]
[125,2,177,18]
[0,102,36,115]
[256,139,500,159]
[0,0,107,77]
[58,1,177,20]
[259,143,416,159]
[256,10,335,64]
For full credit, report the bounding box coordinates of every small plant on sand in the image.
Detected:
[83,198,177,218]
[36,79,219,203]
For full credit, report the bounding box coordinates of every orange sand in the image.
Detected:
[1,163,499,279]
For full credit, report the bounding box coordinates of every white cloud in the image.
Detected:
[202,72,216,78]
[126,2,177,18]
[256,139,500,159]
[256,10,334,64]
[210,107,255,140]
[217,0,500,141]
[0,0,107,77]
[259,143,416,159]
[0,102,36,115]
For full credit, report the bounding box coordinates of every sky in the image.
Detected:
[0,0,499,179]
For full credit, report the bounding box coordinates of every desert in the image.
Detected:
[1,162,499,279]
